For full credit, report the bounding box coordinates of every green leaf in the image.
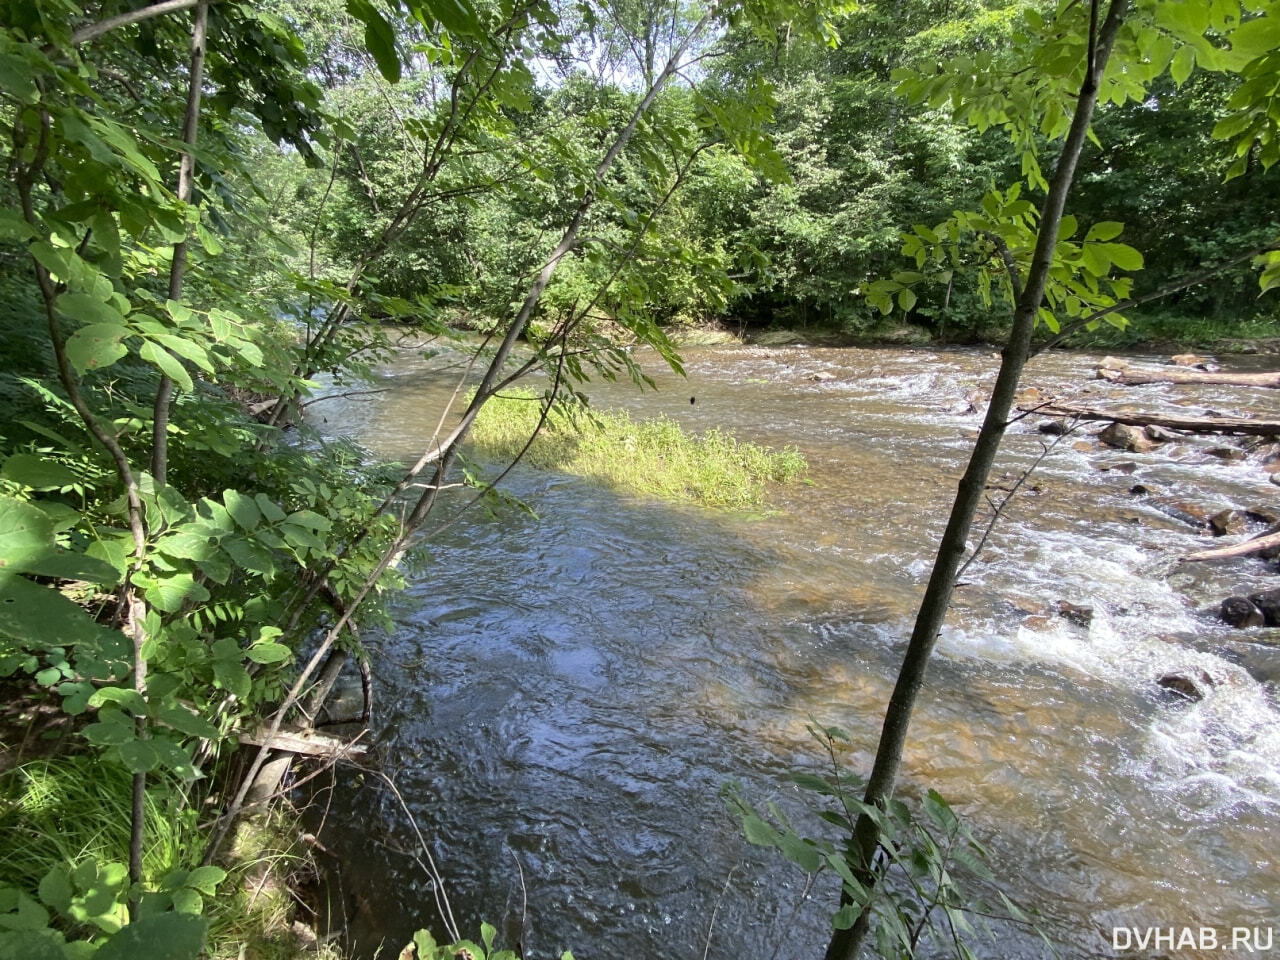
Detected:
[740,812,780,847]
[56,292,126,326]
[1098,242,1144,271]
[154,703,219,740]
[213,659,251,699]
[37,867,72,914]
[1,454,76,490]
[139,342,193,393]
[0,575,113,647]
[1170,44,1195,86]
[254,494,287,523]
[21,548,119,586]
[94,913,206,960]
[1231,14,1280,57]
[138,572,210,614]
[348,0,401,83]
[832,903,861,930]
[0,209,36,241]
[64,323,130,374]
[223,490,261,532]
[183,867,225,897]
[88,687,147,714]
[118,739,160,773]
[155,334,213,374]
[1084,221,1124,242]
[196,223,223,256]
[245,642,291,665]
[0,930,66,960]
[0,496,53,580]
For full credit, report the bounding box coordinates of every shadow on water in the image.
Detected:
[310,469,880,960]
[308,343,1280,960]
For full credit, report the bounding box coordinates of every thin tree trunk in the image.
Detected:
[203,11,716,863]
[151,0,209,486]
[825,3,1128,957]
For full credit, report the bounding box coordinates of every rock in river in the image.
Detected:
[1221,595,1265,628]
[1099,422,1155,453]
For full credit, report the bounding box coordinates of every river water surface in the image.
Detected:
[311,341,1280,959]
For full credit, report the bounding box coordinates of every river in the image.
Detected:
[309,340,1280,959]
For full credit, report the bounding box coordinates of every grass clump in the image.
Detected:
[468,390,807,508]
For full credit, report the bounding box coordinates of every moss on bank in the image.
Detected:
[468,391,807,509]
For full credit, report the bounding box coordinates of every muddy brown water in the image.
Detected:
[310,342,1280,959]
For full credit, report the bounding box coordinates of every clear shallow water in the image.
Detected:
[310,342,1280,959]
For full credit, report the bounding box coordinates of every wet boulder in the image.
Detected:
[1207,445,1247,462]
[1038,418,1070,435]
[1209,509,1247,537]
[1143,424,1180,444]
[1221,595,1265,628]
[1247,589,1280,627]
[1056,600,1094,628]
[1156,669,1215,702]
[1099,422,1155,453]
[1246,505,1280,526]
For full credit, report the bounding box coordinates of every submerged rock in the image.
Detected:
[808,371,836,383]
[1157,670,1216,702]
[1207,445,1247,462]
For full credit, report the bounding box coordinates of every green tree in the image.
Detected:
[812,1,1280,956]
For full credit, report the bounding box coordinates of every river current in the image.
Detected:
[310,341,1280,959]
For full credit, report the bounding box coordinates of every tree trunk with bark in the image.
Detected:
[824,3,1129,957]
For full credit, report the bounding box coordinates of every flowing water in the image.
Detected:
[309,341,1280,959]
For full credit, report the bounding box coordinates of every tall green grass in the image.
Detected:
[468,390,807,508]
[0,757,337,959]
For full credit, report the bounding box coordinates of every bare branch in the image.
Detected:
[71,0,199,46]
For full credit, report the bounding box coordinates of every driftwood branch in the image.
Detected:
[1096,359,1280,389]
[1182,526,1280,563]
[1017,400,1280,436]
[239,724,368,758]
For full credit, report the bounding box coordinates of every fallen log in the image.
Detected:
[239,724,368,758]
[1182,525,1280,563]
[1018,400,1280,437]
[1096,359,1280,389]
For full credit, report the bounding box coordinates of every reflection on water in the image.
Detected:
[311,342,1280,959]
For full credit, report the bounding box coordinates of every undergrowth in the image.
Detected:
[467,390,807,508]
[0,756,340,960]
